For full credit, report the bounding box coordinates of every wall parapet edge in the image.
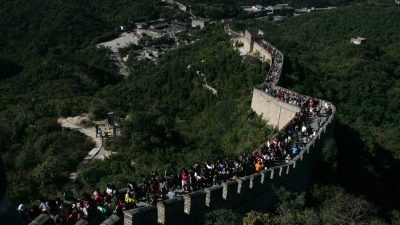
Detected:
[53,27,337,225]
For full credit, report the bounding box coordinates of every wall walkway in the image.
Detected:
[29,27,336,225]
[120,28,336,225]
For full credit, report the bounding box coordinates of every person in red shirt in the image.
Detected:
[180,168,189,192]
[147,180,161,205]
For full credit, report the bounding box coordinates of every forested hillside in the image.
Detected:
[202,5,400,225]
[1,0,400,223]
[0,0,271,202]
[233,4,400,220]
[179,0,369,19]
[76,28,271,192]
[0,0,162,202]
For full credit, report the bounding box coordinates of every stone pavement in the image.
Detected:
[58,117,116,181]
[58,118,102,162]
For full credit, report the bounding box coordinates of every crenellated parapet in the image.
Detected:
[121,29,336,225]
[29,28,335,225]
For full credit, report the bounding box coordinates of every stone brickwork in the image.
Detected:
[114,30,336,225]
[114,31,335,225]
[28,214,54,225]
[253,41,273,63]
[205,185,224,209]
[29,29,335,225]
[75,219,89,225]
[249,173,263,194]
[251,89,300,129]
[100,215,121,225]
[124,206,157,225]
[222,180,240,206]
[184,191,207,215]
[157,198,185,225]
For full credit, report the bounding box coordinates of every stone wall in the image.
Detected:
[235,31,272,64]
[123,119,334,224]
[244,30,254,52]
[125,29,336,225]
[252,42,272,63]
[29,29,336,225]
[251,88,300,129]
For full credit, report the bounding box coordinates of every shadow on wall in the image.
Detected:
[312,121,400,214]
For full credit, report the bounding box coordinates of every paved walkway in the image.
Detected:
[58,117,116,180]
[58,118,102,162]
[308,104,330,140]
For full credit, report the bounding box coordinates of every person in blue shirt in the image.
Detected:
[291,146,298,155]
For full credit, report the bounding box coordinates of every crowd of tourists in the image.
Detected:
[17,133,307,225]
[255,38,333,115]
[16,189,124,225]
[260,40,283,85]
[17,108,323,225]
[17,33,332,225]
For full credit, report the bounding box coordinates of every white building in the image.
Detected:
[351,37,366,45]
[191,18,209,29]
[243,5,264,13]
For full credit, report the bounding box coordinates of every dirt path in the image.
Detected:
[58,115,116,181]
[97,32,140,77]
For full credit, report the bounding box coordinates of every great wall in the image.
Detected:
[27,28,336,225]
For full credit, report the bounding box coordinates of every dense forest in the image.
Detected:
[0,0,271,203]
[0,0,164,202]
[230,4,400,223]
[1,0,400,224]
[178,0,390,19]
[204,185,395,225]
[266,4,400,208]
[77,28,271,192]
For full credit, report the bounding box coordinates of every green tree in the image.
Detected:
[205,209,242,225]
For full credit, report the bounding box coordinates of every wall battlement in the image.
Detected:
[122,29,336,225]
[29,28,335,225]
[251,89,300,129]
